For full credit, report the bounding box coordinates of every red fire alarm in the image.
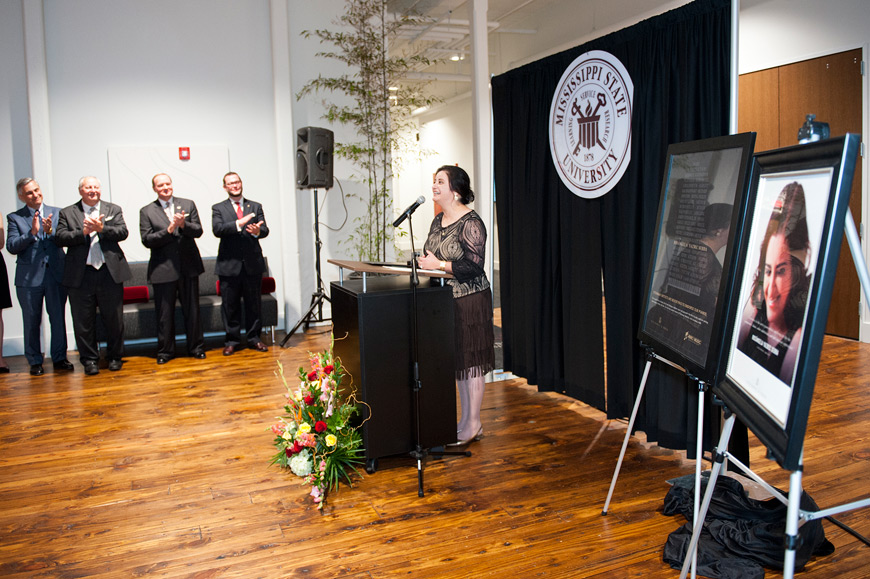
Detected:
[179,147,190,161]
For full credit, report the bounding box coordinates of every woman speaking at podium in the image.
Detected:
[417,165,495,447]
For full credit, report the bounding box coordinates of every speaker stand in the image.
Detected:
[281,187,331,347]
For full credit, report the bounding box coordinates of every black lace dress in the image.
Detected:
[0,252,11,310]
[423,210,495,380]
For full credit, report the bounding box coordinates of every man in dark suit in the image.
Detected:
[140,173,206,364]
[56,176,132,375]
[212,171,269,355]
[6,178,73,376]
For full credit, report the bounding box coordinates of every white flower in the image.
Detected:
[289,449,313,477]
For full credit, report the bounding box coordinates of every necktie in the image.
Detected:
[86,206,105,269]
[164,201,173,222]
[235,202,243,219]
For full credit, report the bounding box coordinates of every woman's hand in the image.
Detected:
[418,250,441,270]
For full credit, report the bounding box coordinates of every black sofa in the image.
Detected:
[96,257,278,345]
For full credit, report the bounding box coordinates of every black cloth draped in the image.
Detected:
[493,0,736,456]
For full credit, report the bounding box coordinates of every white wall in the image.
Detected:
[0,0,312,356]
[738,0,869,73]
[0,1,30,357]
[287,0,383,322]
[394,94,476,255]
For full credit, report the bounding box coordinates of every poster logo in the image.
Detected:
[549,50,633,199]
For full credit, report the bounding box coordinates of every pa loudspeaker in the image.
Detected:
[296,126,334,189]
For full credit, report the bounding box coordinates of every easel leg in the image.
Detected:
[783,455,804,579]
[679,414,736,579]
[602,359,652,515]
[691,383,706,579]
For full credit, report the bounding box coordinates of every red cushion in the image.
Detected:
[123,285,149,304]
[261,277,276,294]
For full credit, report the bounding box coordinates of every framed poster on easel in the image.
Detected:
[678,135,861,579]
[716,134,861,471]
[604,134,756,525]
[638,133,756,383]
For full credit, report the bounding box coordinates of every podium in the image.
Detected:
[329,261,457,473]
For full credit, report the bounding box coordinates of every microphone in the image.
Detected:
[393,195,426,228]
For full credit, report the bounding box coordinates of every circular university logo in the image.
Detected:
[549,50,633,199]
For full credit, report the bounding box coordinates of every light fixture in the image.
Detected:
[798,114,830,144]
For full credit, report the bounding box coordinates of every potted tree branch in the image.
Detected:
[297,0,437,261]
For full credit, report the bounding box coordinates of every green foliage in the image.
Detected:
[298,0,439,260]
[269,350,366,510]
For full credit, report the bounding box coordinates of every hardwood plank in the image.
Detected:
[0,330,868,577]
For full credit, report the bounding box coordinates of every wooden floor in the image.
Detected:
[1,328,868,578]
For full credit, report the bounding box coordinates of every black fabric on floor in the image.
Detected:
[662,474,834,578]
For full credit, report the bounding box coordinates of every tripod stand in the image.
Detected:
[280,187,330,347]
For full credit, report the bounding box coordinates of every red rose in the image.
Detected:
[285,441,303,457]
[315,421,327,433]
[304,395,315,406]
[307,370,317,381]
[323,365,334,375]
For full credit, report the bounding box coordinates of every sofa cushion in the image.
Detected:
[123,285,149,304]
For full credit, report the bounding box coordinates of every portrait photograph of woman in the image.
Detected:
[736,181,812,385]
[727,168,831,426]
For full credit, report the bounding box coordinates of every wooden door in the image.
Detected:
[739,48,863,339]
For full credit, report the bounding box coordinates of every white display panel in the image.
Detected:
[107,145,229,262]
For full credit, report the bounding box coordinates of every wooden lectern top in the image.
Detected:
[328,259,453,279]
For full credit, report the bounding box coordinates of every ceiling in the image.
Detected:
[386,0,557,81]
[383,0,682,92]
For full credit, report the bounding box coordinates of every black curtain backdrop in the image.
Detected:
[492,0,734,456]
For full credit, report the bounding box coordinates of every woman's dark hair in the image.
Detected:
[437,165,474,204]
[749,182,811,330]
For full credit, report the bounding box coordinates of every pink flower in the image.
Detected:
[296,432,316,448]
[271,423,283,434]
[310,486,324,504]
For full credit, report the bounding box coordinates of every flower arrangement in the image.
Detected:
[270,349,365,509]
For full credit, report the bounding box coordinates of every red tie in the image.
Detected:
[235,202,243,219]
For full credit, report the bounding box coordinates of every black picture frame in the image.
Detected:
[638,133,756,384]
[716,134,860,470]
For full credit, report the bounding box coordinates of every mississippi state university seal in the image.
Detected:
[549,50,633,199]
